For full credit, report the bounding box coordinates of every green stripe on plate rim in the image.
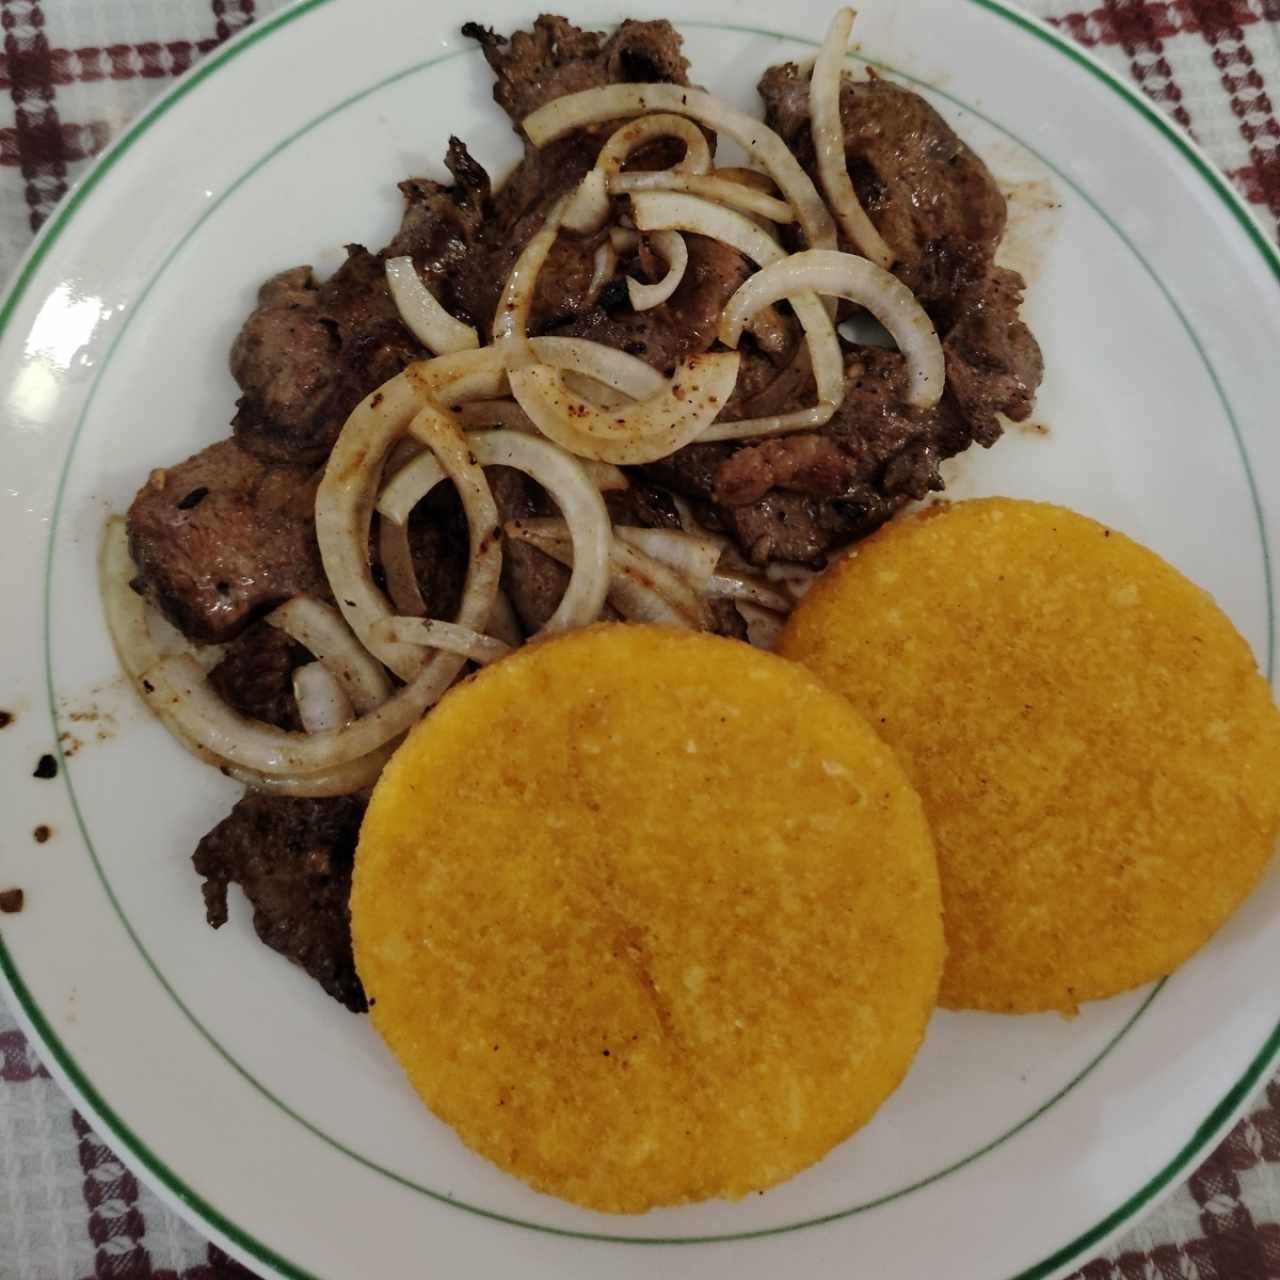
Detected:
[0,0,1271,1276]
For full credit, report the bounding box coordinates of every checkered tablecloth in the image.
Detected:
[0,1,1277,1277]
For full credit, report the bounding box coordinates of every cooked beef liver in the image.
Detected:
[207,622,308,730]
[464,16,690,123]
[942,267,1043,441]
[636,59,1046,565]
[232,247,426,464]
[652,347,981,564]
[127,439,329,644]
[229,267,339,464]
[757,66,1007,305]
[193,793,367,1012]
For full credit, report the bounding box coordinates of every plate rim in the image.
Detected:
[0,1,1278,1277]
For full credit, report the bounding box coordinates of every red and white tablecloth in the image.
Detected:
[0,1,1277,1277]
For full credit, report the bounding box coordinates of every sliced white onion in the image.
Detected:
[487,589,525,647]
[522,84,837,252]
[509,350,741,464]
[292,662,354,733]
[811,9,894,269]
[562,371,633,410]
[736,601,787,650]
[144,407,500,776]
[221,747,395,798]
[315,347,504,680]
[378,516,427,617]
[377,451,447,527]
[630,191,843,439]
[529,336,665,401]
[562,113,713,233]
[385,256,480,354]
[611,172,795,224]
[627,230,688,312]
[506,518,709,629]
[588,240,618,301]
[614,526,722,591]
[102,519,389,796]
[370,616,512,666]
[220,748,395,798]
[563,168,611,235]
[765,561,820,601]
[455,395,637,486]
[465,431,611,634]
[492,195,570,349]
[706,569,793,613]
[264,595,392,714]
[698,401,838,444]
[720,249,944,408]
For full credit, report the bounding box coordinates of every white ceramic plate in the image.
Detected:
[1,1,1277,1276]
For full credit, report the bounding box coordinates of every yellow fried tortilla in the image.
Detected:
[780,497,1280,1014]
[352,624,943,1211]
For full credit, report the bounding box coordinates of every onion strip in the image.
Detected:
[385,256,479,353]
[614,526,721,590]
[736,601,787,650]
[627,230,687,312]
[522,84,837,252]
[588,240,617,301]
[370,616,512,666]
[378,515,428,617]
[719,249,944,408]
[101,519,388,796]
[508,350,741,464]
[629,191,843,439]
[811,9,894,269]
[455,431,612,634]
[706,570,793,612]
[142,407,500,776]
[315,347,504,680]
[562,113,713,233]
[611,171,795,223]
[506,518,711,629]
[265,595,392,714]
[292,662,354,733]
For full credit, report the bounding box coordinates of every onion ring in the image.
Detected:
[562,113,713,233]
[611,171,795,224]
[522,84,837,252]
[315,347,504,680]
[292,662,355,733]
[811,9,894,269]
[626,230,688,312]
[719,249,944,408]
[385,256,480,353]
[508,349,741,464]
[370,616,512,666]
[265,595,392,713]
[506,517,712,629]
[630,191,843,438]
[102,519,389,796]
[143,406,500,775]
